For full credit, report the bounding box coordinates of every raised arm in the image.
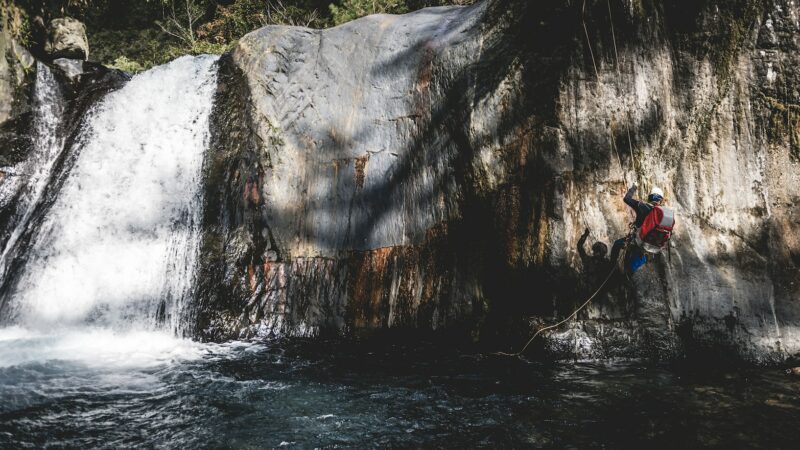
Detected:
[623,185,640,209]
[577,228,590,259]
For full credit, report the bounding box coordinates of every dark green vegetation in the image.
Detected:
[2,0,474,71]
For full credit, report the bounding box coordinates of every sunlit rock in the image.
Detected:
[44,17,89,61]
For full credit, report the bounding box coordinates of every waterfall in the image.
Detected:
[2,55,218,336]
[0,63,65,282]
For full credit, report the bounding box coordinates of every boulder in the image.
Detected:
[198,0,800,363]
[44,18,89,60]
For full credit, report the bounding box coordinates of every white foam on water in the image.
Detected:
[0,326,210,369]
[4,55,218,334]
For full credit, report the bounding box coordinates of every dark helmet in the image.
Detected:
[591,241,608,257]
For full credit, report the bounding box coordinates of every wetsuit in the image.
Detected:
[610,186,654,268]
[623,186,654,228]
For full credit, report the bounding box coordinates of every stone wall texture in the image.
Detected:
[197,0,800,363]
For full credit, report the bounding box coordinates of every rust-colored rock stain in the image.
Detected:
[348,247,393,329]
[354,155,369,190]
[247,263,256,292]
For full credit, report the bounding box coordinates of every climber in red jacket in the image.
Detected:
[610,185,673,274]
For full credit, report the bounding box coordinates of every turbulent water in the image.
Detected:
[1,339,799,449]
[0,63,65,282]
[2,55,217,333]
[0,58,223,448]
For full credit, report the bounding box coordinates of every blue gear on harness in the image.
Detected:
[625,244,648,274]
[614,225,649,276]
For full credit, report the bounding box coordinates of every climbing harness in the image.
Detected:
[619,237,648,275]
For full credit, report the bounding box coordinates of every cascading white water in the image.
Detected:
[4,55,218,338]
[0,63,65,279]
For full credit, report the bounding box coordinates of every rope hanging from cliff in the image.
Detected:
[494,266,617,357]
[581,0,600,79]
[581,0,641,185]
[606,0,640,182]
[493,3,643,359]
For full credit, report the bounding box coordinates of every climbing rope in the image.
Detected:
[582,0,646,226]
[607,0,641,185]
[581,1,600,79]
[494,266,618,357]
[581,0,643,188]
[492,3,631,359]
[493,2,651,360]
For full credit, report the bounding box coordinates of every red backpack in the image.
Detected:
[636,206,675,253]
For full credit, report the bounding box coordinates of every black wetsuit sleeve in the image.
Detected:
[623,186,653,226]
[623,186,639,209]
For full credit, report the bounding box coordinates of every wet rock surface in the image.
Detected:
[0,27,35,163]
[199,0,800,363]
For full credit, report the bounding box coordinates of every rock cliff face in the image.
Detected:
[0,24,35,163]
[198,0,800,363]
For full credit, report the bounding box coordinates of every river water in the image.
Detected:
[1,331,799,449]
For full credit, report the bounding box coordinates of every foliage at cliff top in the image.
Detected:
[2,0,474,72]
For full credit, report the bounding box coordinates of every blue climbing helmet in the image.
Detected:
[647,186,664,204]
